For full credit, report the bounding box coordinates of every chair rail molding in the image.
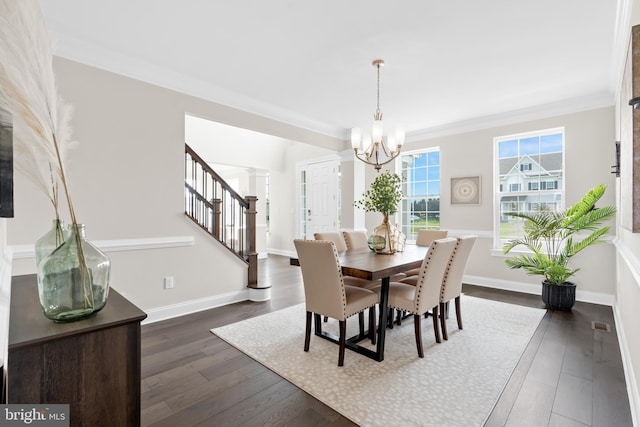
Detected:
[10,235,195,260]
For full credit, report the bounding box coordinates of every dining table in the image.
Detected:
[313,244,429,362]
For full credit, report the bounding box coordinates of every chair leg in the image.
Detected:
[413,314,424,358]
[396,310,402,325]
[455,296,463,330]
[358,311,365,337]
[439,302,448,340]
[388,308,394,329]
[314,313,322,334]
[433,305,441,343]
[369,306,376,345]
[304,311,312,351]
[338,320,346,366]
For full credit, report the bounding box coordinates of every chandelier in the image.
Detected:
[351,59,405,171]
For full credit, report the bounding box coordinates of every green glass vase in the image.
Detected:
[38,223,111,322]
[371,213,400,254]
[34,219,67,268]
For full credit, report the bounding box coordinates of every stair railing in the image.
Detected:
[184,144,258,288]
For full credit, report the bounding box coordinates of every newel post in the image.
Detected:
[245,197,263,295]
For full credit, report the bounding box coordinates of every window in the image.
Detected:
[398,148,440,241]
[494,128,564,248]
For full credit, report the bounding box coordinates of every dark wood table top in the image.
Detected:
[338,244,429,281]
[9,274,147,351]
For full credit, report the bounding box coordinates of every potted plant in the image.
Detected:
[502,184,616,310]
[354,171,404,253]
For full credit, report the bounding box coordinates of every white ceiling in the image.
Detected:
[39,0,625,141]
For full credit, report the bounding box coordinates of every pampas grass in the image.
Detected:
[0,1,98,311]
[0,0,77,223]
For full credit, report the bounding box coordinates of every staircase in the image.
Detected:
[184,143,258,289]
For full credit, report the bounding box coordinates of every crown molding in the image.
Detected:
[405,92,615,143]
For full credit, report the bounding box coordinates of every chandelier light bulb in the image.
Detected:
[351,127,362,150]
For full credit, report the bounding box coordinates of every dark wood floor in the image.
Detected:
[140,255,633,427]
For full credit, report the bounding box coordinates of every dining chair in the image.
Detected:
[370,237,457,358]
[342,230,369,251]
[391,229,449,325]
[294,239,379,366]
[403,229,448,277]
[314,232,381,339]
[313,232,347,252]
[439,235,477,340]
[314,231,378,293]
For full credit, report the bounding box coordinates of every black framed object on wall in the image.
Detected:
[0,117,13,218]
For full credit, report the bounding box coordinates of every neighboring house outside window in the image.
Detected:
[398,148,441,242]
[494,128,564,248]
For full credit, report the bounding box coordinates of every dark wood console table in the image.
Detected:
[8,275,147,427]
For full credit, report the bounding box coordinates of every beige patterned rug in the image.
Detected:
[211,296,545,427]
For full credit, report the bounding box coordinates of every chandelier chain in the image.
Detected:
[376,62,381,116]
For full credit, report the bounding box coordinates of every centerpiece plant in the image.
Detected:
[354,171,404,253]
[502,184,615,310]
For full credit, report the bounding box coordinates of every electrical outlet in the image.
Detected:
[164,276,174,289]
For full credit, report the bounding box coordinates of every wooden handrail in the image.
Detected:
[184,144,258,289]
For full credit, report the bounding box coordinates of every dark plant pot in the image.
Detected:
[541,280,576,311]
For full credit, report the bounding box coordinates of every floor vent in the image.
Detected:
[591,321,611,333]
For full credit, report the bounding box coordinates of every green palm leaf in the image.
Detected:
[503,185,615,286]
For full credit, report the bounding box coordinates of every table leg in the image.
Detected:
[313,277,391,362]
[375,277,390,362]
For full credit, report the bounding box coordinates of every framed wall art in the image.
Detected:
[451,176,480,205]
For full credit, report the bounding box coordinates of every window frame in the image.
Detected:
[493,127,565,250]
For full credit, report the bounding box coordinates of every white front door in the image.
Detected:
[304,160,339,238]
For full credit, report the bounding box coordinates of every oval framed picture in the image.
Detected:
[451,176,480,205]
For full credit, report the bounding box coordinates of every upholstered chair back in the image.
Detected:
[313,232,347,252]
[412,238,457,314]
[440,235,477,302]
[294,239,347,321]
[415,229,448,246]
[342,230,369,251]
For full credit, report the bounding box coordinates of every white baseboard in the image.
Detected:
[613,304,640,427]
[463,275,615,306]
[142,289,249,325]
[267,248,297,258]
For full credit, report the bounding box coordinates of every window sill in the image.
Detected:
[490,248,530,258]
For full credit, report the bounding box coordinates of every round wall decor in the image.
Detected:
[451,176,481,205]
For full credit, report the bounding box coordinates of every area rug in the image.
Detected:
[211,296,545,426]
